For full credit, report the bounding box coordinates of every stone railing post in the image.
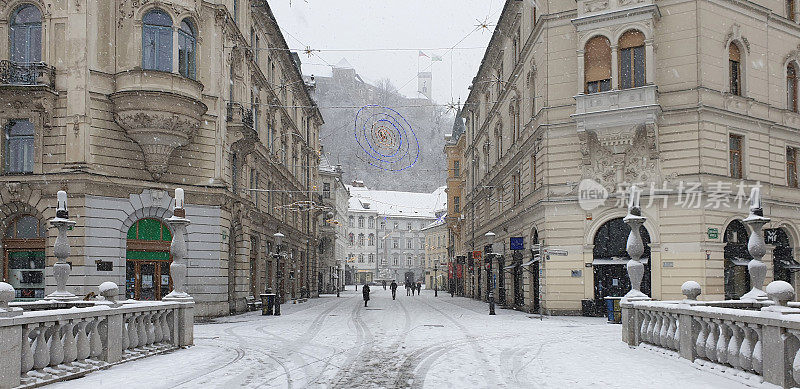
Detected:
[164,188,192,302]
[46,191,78,301]
[742,187,769,301]
[678,281,702,362]
[623,186,650,300]
[0,282,22,389]
[620,301,638,346]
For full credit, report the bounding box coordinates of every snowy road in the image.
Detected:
[51,289,751,388]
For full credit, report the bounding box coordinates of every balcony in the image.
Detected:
[0,61,55,88]
[110,69,207,180]
[573,85,660,149]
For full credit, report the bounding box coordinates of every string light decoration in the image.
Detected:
[353,105,420,172]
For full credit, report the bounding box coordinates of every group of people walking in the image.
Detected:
[362,280,422,306]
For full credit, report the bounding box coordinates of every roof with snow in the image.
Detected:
[335,58,353,69]
[347,185,447,219]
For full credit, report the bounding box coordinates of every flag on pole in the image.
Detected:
[418,51,429,58]
[431,54,443,62]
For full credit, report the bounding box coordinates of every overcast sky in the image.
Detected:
[269,0,503,106]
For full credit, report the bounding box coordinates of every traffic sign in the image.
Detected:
[510,237,524,251]
[707,228,719,240]
[545,249,568,256]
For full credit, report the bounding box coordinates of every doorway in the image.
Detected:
[2,215,45,300]
[592,217,651,314]
[126,219,172,300]
[724,220,751,300]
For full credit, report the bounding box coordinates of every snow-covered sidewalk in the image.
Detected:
[49,289,755,388]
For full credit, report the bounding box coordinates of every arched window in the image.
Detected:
[178,19,197,79]
[126,218,172,300]
[584,36,611,93]
[729,43,742,96]
[770,228,797,284]
[618,30,645,89]
[358,216,364,228]
[789,63,798,112]
[724,220,750,299]
[142,9,173,72]
[2,215,45,300]
[592,217,651,309]
[358,233,365,246]
[368,233,375,246]
[9,4,42,63]
[510,100,520,141]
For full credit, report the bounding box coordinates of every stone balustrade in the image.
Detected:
[0,294,193,389]
[622,283,800,388]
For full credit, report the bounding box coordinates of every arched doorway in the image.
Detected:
[593,217,651,313]
[2,215,45,300]
[724,220,751,300]
[528,229,540,312]
[770,228,798,284]
[126,218,172,300]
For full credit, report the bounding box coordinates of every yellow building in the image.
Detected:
[423,218,448,290]
[0,0,322,317]
[461,0,800,315]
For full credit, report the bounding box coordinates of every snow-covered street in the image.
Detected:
[50,289,751,389]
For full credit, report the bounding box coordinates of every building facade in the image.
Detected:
[347,181,379,285]
[445,112,467,294]
[0,0,322,317]
[423,218,448,290]
[461,0,800,315]
[318,154,349,293]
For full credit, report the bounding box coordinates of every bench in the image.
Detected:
[245,296,263,311]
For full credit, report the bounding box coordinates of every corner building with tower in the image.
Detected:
[459,0,800,315]
[0,0,322,318]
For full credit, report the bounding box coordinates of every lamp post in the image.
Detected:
[434,260,439,297]
[485,231,496,315]
[273,232,284,316]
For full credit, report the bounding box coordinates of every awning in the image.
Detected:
[592,257,650,266]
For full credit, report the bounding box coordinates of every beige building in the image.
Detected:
[0,0,322,317]
[423,217,448,290]
[461,0,800,315]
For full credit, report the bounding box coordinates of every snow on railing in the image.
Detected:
[0,282,194,389]
[622,281,800,388]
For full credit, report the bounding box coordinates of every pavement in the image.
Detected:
[48,288,755,388]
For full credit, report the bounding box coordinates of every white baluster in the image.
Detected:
[666,315,677,350]
[739,324,754,371]
[62,320,77,364]
[121,315,129,350]
[128,315,139,350]
[75,320,89,361]
[726,322,741,369]
[791,331,800,384]
[659,314,670,347]
[153,311,163,343]
[162,311,172,343]
[695,318,708,359]
[137,314,147,348]
[48,322,64,366]
[21,325,34,374]
[146,313,156,345]
[647,312,657,343]
[705,319,718,362]
[715,320,729,365]
[32,323,49,370]
[89,318,103,358]
[752,325,763,374]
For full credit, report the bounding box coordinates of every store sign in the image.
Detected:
[510,237,524,251]
[764,228,779,245]
[473,251,482,261]
[707,228,719,240]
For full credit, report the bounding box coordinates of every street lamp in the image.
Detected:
[273,232,284,316]
[485,231,496,316]
[434,260,439,297]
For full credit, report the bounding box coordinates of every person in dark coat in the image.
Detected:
[416,282,422,295]
[390,280,398,300]
[382,280,387,290]
[362,283,370,307]
[406,281,411,296]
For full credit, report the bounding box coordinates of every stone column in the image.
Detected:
[623,186,650,301]
[164,188,193,302]
[742,187,769,301]
[46,191,78,301]
[610,44,619,90]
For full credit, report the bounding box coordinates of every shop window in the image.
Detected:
[126,218,172,300]
[2,215,45,300]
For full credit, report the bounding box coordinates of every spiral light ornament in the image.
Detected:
[353,105,420,172]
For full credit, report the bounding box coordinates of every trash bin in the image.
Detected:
[261,293,276,316]
[605,297,623,323]
[581,299,595,317]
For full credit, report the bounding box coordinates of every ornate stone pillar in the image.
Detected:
[164,188,193,301]
[623,186,651,300]
[742,187,769,301]
[46,191,78,301]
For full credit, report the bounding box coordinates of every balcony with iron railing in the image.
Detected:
[0,60,55,89]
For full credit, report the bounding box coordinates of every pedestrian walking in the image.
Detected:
[405,281,411,296]
[382,280,387,290]
[416,282,422,295]
[390,280,398,300]
[362,283,371,307]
